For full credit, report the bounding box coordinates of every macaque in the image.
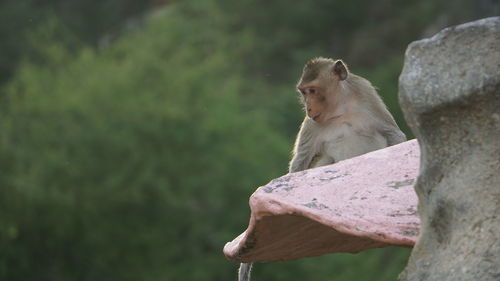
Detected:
[289,57,406,172]
[238,57,406,281]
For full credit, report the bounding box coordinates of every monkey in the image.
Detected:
[238,57,406,281]
[289,57,406,172]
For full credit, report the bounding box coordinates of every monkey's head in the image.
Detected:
[296,57,348,124]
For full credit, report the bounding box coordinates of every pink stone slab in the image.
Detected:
[224,139,420,263]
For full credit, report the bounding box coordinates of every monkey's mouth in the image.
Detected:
[312,114,321,121]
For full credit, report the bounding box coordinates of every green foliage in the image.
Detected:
[0,0,150,84]
[0,0,495,280]
[0,4,290,280]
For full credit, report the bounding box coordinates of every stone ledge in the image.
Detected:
[224,139,420,263]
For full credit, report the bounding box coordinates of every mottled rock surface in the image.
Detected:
[224,140,420,262]
[398,17,500,281]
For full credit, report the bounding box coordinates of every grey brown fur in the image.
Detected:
[290,57,406,172]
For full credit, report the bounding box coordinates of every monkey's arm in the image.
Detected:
[380,126,407,146]
[310,154,335,168]
[374,108,407,146]
[289,118,317,173]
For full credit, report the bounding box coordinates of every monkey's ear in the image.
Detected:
[333,60,348,81]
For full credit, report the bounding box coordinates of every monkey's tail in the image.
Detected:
[238,262,252,281]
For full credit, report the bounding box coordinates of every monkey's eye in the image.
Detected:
[308,88,316,94]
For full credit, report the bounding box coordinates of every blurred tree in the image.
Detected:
[0,0,168,85]
[0,3,290,280]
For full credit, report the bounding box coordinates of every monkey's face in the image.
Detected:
[297,58,348,124]
[298,87,329,123]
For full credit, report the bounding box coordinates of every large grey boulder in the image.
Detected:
[398,17,500,281]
